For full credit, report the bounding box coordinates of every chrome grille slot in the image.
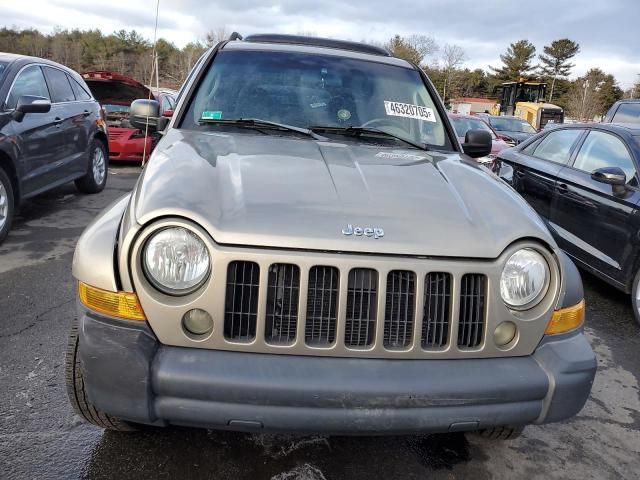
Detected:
[458,274,486,348]
[305,266,339,346]
[422,272,451,349]
[265,264,300,344]
[383,270,416,349]
[224,261,260,341]
[344,268,378,347]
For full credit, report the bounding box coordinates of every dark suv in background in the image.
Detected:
[0,53,108,244]
[603,99,640,124]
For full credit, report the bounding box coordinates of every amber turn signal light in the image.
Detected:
[78,282,146,321]
[545,300,585,335]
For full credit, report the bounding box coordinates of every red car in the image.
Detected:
[82,71,176,161]
[448,113,510,167]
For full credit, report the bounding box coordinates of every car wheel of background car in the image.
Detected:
[65,321,137,431]
[630,269,640,327]
[474,425,524,440]
[0,167,15,245]
[75,139,108,194]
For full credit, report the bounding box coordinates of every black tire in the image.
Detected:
[475,425,524,440]
[65,321,137,431]
[0,167,15,245]
[75,138,108,194]
[631,269,640,327]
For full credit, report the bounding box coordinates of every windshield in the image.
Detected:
[489,117,537,134]
[182,49,451,149]
[450,117,496,140]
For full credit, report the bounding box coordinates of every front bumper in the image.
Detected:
[78,308,596,435]
[107,135,153,161]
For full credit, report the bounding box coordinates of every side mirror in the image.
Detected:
[591,167,626,186]
[13,95,51,122]
[130,99,161,132]
[462,129,492,158]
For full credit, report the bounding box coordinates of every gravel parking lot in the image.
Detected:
[1,165,639,480]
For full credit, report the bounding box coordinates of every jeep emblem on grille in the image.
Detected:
[342,224,384,239]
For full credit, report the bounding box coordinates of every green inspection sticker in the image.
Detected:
[337,109,351,120]
[201,111,222,120]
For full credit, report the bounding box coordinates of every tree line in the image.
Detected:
[1,26,636,120]
[0,27,213,89]
[385,35,633,120]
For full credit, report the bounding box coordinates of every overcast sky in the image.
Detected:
[1,0,639,88]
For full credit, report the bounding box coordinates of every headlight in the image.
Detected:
[500,248,549,309]
[143,227,210,295]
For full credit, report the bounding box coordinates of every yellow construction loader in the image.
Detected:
[490,81,564,130]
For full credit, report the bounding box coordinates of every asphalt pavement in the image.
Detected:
[0,165,639,479]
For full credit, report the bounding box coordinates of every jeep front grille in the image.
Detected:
[305,266,339,346]
[265,263,300,344]
[383,270,416,349]
[220,259,492,355]
[422,272,452,348]
[458,274,486,348]
[344,268,378,347]
[224,261,260,341]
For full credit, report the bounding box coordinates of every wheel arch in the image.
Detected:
[94,130,109,155]
[0,149,20,204]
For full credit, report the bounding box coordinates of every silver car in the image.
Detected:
[66,34,596,439]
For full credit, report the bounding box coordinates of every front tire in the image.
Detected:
[75,139,108,194]
[631,269,640,327]
[65,321,137,431]
[0,167,15,245]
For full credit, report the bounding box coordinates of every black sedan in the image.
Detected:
[0,53,108,243]
[496,123,640,325]
[484,115,538,145]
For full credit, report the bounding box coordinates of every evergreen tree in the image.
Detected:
[539,39,580,102]
[490,40,537,81]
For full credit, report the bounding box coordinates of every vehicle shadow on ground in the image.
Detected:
[82,427,488,479]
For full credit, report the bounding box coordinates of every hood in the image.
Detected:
[496,131,534,143]
[82,71,153,106]
[131,129,553,258]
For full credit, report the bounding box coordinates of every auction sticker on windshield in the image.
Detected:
[384,101,436,122]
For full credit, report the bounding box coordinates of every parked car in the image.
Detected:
[82,71,176,161]
[67,34,594,439]
[603,99,640,124]
[496,123,640,325]
[449,113,510,168]
[485,115,537,145]
[0,53,108,244]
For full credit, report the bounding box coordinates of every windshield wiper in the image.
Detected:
[198,118,325,140]
[309,125,428,151]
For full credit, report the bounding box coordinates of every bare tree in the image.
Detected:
[385,34,438,66]
[205,27,229,47]
[407,34,438,64]
[441,44,466,102]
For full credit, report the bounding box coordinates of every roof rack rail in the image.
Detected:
[228,32,243,41]
[243,34,391,57]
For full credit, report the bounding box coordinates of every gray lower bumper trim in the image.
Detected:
[79,308,596,434]
[155,398,542,435]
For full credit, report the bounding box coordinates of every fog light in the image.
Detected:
[182,309,213,336]
[494,321,517,346]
